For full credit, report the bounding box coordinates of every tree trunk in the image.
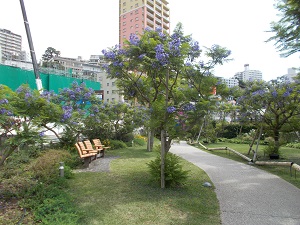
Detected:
[253,125,263,162]
[247,128,259,155]
[147,128,154,152]
[273,129,280,154]
[160,129,166,189]
[0,146,17,167]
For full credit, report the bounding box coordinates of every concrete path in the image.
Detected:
[170,141,300,225]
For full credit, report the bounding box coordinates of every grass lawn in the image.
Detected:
[195,142,300,189]
[67,146,221,225]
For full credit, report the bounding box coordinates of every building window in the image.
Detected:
[135,3,138,7]
[123,2,126,6]
[135,17,139,21]
[131,26,133,29]
[123,22,126,25]
[123,15,126,19]
[107,83,109,86]
[135,10,138,14]
[123,9,126,13]
[112,98,115,101]
[107,99,109,102]
[112,82,115,86]
[130,19,133,22]
[107,91,109,94]
[135,24,139,28]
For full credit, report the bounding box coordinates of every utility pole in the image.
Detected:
[19,0,43,92]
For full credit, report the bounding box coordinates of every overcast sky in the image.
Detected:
[1,0,299,81]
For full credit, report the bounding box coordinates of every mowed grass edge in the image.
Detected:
[67,146,221,225]
[195,142,300,189]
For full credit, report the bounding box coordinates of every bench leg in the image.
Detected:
[83,157,90,168]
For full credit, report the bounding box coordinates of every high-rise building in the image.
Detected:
[0,29,22,62]
[119,0,170,46]
[234,64,263,82]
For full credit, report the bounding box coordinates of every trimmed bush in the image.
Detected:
[27,149,72,183]
[109,140,128,149]
[147,146,190,188]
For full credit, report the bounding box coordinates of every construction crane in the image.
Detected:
[19,0,43,92]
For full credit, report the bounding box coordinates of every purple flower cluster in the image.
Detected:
[167,106,176,113]
[0,99,8,104]
[252,89,265,96]
[102,49,116,60]
[61,105,73,122]
[0,108,13,116]
[155,44,169,66]
[169,36,181,56]
[139,53,146,59]
[129,33,140,46]
[182,103,195,111]
[271,90,277,97]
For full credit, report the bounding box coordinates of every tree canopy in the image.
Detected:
[267,0,300,57]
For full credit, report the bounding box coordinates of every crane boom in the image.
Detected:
[19,0,43,92]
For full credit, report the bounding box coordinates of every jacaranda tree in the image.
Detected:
[237,77,300,157]
[0,84,57,166]
[102,23,231,188]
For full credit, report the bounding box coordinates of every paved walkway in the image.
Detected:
[170,141,300,225]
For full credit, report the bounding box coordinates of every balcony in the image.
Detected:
[146,4,154,12]
[147,18,154,25]
[147,11,154,19]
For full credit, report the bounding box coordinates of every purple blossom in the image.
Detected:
[182,103,195,111]
[102,64,111,74]
[102,49,116,60]
[155,27,162,32]
[0,99,8,104]
[199,61,204,68]
[252,89,265,96]
[185,62,192,66]
[167,106,176,113]
[39,131,45,137]
[144,27,152,32]
[61,105,73,122]
[272,91,277,97]
[283,91,291,97]
[169,37,181,56]
[129,33,140,45]
[158,32,166,39]
[155,44,169,66]
[139,53,146,59]
[0,108,13,116]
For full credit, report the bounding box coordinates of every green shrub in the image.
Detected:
[28,149,72,183]
[133,137,146,146]
[109,140,128,149]
[286,142,300,149]
[147,148,190,188]
[1,174,37,197]
[34,196,80,224]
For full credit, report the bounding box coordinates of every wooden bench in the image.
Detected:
[75,142,97,168]
[84,140,104,158]
[92,139,110,158]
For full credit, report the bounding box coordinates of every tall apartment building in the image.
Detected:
[119,0,170,46]
[234,64,263,82]
[0,29,22,62]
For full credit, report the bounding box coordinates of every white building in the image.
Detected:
[284,68,298,82]
[221,77,239,88]
[0,29,22,62]
[234,64,262,82]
